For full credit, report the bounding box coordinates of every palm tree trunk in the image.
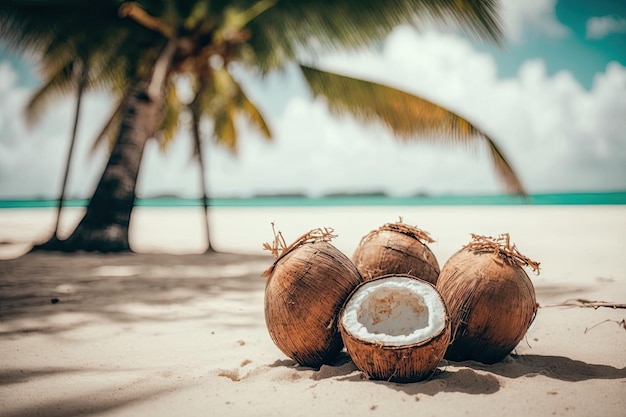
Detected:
[54,60,87,238]
[31,61,87,252]
[190,105,215,253]
[39,41,176,252]
[57,81,157,251]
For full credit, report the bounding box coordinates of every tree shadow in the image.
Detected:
[456,353,626,382]
[3,382,185,417]
[0,367,85,385]
[0,252,273,334]
[1,365,194,417]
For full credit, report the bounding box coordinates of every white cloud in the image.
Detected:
[586,15,626,40]
[1,26,626,200]
[0,62,19,92]
[499,0,569,42]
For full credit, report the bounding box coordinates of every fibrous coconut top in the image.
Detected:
[262,223,337,278]
[463,233,540,274]
[341,276,447,347]
[360,221,436,245]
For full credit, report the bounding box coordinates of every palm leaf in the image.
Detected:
[158,82,183,151]
[300,65,525,195]
[249,0,503,72]
[192,67,271,152]
[0,0,162,84]
[90,96,125,155]
[214,108,238,152]
[212,68,239,152]
[225,71,272,140]
[25,59,77,125]
[0,1,127,53]
[240,91,272,140]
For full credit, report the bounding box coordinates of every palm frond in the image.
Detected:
[90,96,126,155]
[25,59,77,125]
[0,0,162,79]
[300,65,525,195]
[158,83,183,151]
[0,1,123,52]
[248,0,503,72]
[192,67,270,152]
[212,68,239,152]
[183,0,210,31]
[119,2,174,38]
[214,108,238,153]
[240,91,272,140]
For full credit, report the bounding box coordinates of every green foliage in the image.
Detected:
[1,0,523,193]
[247,0,503,73]
[192,66,271,153]
[158,82,183,150]
[300,65,525,194]
[0,0,163,122]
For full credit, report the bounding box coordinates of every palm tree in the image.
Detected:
[12,23,126,249]
[0,0,524,253]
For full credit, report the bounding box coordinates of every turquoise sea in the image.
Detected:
[1,191,625,209]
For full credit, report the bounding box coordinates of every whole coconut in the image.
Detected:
[353,222,440,285]
[437,233,540,364]
[263,226,363,368]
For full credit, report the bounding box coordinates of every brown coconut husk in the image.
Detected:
[262,224,363,368]
[339,275,450,383]
[352,221,440,284]
[462,233,540,274]
[437,233,539,364]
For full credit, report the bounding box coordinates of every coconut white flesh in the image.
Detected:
[341,276,446,347]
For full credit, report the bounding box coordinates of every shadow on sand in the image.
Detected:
[267,352,500,396]
[269,349,626,397]
[458,353,626,382]
[1,365,191,417]
[0,251,272,335]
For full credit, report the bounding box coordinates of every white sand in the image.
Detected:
[1,205,625,416]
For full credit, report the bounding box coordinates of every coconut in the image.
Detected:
[352,222,440,284]
[436,233,540,364]
[262,225,363,368]
[339,274,450,383]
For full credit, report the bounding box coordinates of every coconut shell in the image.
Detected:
[436,234,539,364]
[264,236,363,368]
[352,222,440,284]
[339,275,450,383]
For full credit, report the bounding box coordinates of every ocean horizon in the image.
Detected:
[1,191,625,209]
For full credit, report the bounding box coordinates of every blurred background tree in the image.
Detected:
[0,0,524,253]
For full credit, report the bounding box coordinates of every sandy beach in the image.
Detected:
[1,205,625,416]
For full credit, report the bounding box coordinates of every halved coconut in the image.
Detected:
[263,226,363,368]
[339,274,450,383]
[352,222,440,284]
[437,233,540,364]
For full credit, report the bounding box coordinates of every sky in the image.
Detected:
[0,0,625,199]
